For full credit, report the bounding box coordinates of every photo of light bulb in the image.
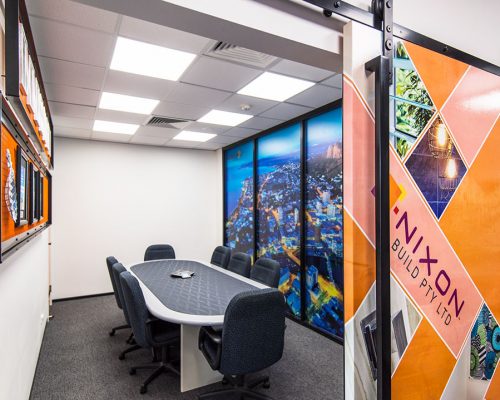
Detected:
[445,158,458,179]
[436,123,448,147]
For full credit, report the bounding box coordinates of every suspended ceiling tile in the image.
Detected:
[52,115,94,130]
[44,83,100,107]
[53,126,92,139]
[26,0,119,33]
[209,135,241,145]
[103,70,176,101]
[91,131,131,143]
[130,135,169,146]
[260,103,313,120]
[119,16,213,54]
[181,56,261,92]
[134,126,179,139]
[270,59,334,82]
[239,116,282,130]
[183,122,230,134]
[29,16,115,67]
[94,109,148,125]
[197,141,224,150]
[49,101,96,119]
[164,139,199,149]
[287,84,341,108]
[165,83,232,109]
[153,101,210,121]
[39,57,106,90]
[223,127,259,139]
[321,73,343,89]
[216,94,278,115]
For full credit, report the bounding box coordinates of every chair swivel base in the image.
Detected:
[119,344,141,360]
[129,351,180,394]
[109,324,129,337]
[198,375,273,400]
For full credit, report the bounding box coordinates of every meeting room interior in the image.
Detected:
[1,1,499,400]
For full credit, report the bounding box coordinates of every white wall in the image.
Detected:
[52,138,220,299]
[0,230,50,400]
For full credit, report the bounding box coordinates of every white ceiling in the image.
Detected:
[26,0,342,151]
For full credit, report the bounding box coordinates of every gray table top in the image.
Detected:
[128,259,267,325]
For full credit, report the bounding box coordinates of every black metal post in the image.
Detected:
[300,121,307,322]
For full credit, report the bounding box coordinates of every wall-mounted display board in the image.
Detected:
[342,21,500,400]
[223,103,343,340]
[5,0,53,169]
[1,96,52,261]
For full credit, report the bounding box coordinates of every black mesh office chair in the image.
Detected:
[227,252,251,278]
[106,256,130,336]
[198,289,286,400]
[250,258,281,288]
[120,271,180,394]
[144,244,176,261]
[210,246,231,269]
[112,263,142,360]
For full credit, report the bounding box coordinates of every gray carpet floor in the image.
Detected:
[30,295,343,400]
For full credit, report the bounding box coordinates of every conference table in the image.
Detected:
[126,259,268,392]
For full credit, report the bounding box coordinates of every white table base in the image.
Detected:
[180,324,222,392]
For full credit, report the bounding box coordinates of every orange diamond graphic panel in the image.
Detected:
[404,41,469,110]
[440,120,500,320]
[392,319,455,400]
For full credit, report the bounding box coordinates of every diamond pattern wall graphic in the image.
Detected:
[390,40,436,160]
[404,115,467,219]
[441,67,500,166]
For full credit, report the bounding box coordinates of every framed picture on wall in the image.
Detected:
[29,163,38,224]
[15,146,29,227]
[39,174,44,220]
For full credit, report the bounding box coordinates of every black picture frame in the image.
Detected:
[39,173,44,220]
[15,146,29,227]
[35,169,41,220]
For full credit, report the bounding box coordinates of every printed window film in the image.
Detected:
[224,141,255,258]
[257,124,302,317]
[305,108,344,338]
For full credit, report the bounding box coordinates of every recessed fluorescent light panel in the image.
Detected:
[93,120,139,135]
[110,37,196,81]
[173,131,217,142]
[99,92,159,115]
[238,72,315,101]
[198,110,253,127]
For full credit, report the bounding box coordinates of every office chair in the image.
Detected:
[250,258,281,288]
[210,246,231,269]
[106,256,130,336]
[227,252,251,278]
[120,271,180,394]
[112,263,142,360]
[144,244,176,261]
[198,289,286,400]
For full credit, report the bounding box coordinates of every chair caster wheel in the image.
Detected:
[140,385,147,394]
[263,381,270,389]
[222,377,228,385]
[129,368,136,375]
[109,330,115,337]
[118,354,125,361]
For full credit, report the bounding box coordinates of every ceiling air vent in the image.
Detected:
[146,116,191,129]
[206,41,277,68]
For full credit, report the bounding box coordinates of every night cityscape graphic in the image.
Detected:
[224,108,343,337]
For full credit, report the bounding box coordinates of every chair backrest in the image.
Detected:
[250,258,281,288]
[119,271,150,348]
[227,252,251,278]
[220,289,285,375]
[210,246,231,269]
[144,244,176,261]
[111,263,130,324]
[106,256,121,308]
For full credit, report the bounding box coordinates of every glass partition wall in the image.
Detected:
[223,102,343,340]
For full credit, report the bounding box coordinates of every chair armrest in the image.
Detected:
[198,326,222,371]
